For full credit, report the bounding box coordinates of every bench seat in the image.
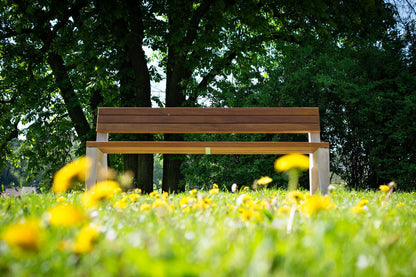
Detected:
[86,141,329,155]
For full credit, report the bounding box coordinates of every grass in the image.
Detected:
[0,185,415,277]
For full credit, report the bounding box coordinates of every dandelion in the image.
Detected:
[152,199,167,209]
[82,180,121,209]
[113,199,128,209]
[351,205,366,214]
[128,193,141,202]
[190,189,198,196]
[258,176,272,185]
[278,206,291,217]
[73,224,100,254]
[47,204,85,227]
[287,190,305,206]
[274,153,309,191]
[140,203,151,212]
[252,176,273,190]
[209,184,219,194]
[274,153,309,172]
[299,195,335,217]
[379,185,390,193]
[52,156,92,193]
[1,218,43,252]
[56,196,66,203]
[239,208,263,222]
[149,191,160,198]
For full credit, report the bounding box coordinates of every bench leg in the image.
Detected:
[309,148,330,195]
[86,147,108,190]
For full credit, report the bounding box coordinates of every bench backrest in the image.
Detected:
[96,107,321,134]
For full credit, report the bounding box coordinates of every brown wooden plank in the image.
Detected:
[96,123,322,133]
[98,115,320,124]
[97,107,320,117]
[86,141,329,154]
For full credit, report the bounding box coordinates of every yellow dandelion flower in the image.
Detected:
[278,206,291,217]
[209,188,219,194]
[73,224,100,254]
[351,205,366,214]
[152,199,167,209]
[287,191,305,205]
[257,176,273,185]
[56,196,66,203]
[47,204,85,227]
[379,185,390,193]
[179,196,193,207]
[243,186,250,191]
[140,203,151,211]
[299,195,335,217]
[213,183,219,189]
[357,199,369,207]
[113,199,128,209]
[190,189,198,196]
[274,153,309,172]
[239,208,263,222]
[149,191,160,198]
[82,180,121,209]
[128,193,140,202]
[52,156,92,193]
[1,218,43,252]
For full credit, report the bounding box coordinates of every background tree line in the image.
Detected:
[1,0,415,191]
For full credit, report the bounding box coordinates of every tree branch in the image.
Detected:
[181,0,214,49]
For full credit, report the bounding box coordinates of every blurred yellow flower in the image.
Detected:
[287,191,305,205]
[56,196,66,203]
[152,199,167,209]
[278,206,291,217]
[257,176,272,185]
[190,189,198,196]
[1,218,43,252]
[299,195,335,217]
[73,224,100,254]
[239,208,263,222]
[209,184,219,194]
[52,157,92,193]
[47,204,85,227]
[357,199,369,207]
[351,205,366,214]
[379,185,390,193]
[82,180,121,209]
[113,199,128,209]
[149,191,160,198]
[140,203,151,211]
[397,202,405,208]
[274,153,309,172]
[128,193,140,202]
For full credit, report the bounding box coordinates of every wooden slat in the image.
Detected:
[96,123,321,133]
[98,107,319,116]
[98,115,319,124]
[86,141,329,154]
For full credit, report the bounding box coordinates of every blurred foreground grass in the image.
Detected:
[1,186,415,277]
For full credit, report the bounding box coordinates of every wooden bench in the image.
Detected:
[86,107,330,194]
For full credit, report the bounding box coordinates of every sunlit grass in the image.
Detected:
[1,185,415,276]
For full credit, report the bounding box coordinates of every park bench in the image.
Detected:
[86,107,330,194]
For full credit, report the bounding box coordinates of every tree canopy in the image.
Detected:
[1,0,415,191]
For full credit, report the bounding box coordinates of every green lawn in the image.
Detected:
[1,185,415,276]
